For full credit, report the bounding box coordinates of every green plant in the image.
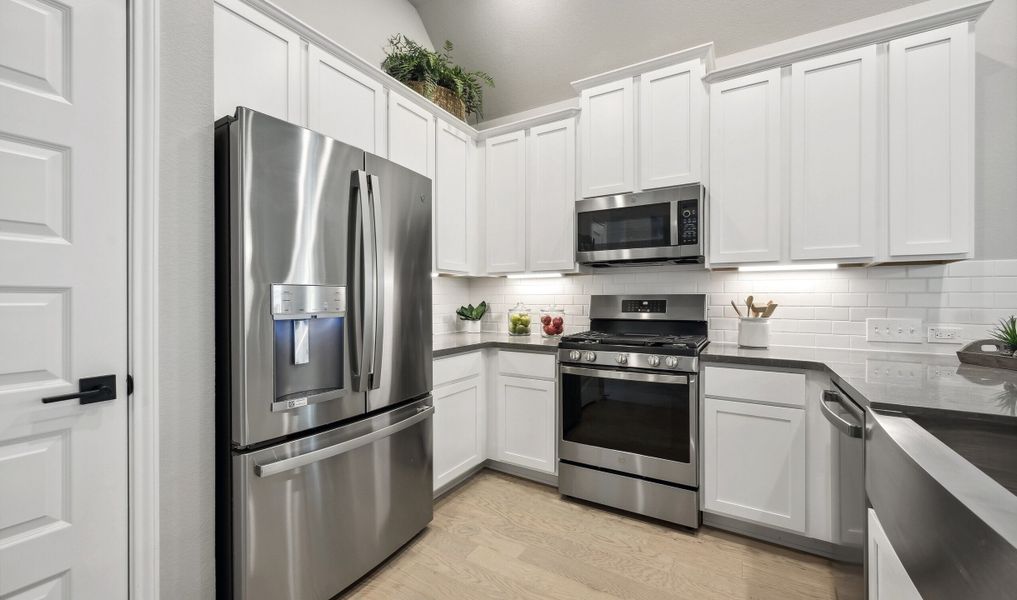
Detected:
[991,315,1017,352]
[456,301,488,321]
[382,35,494,119]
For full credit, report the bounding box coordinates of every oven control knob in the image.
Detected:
[647,355,660,367]
[615,354,628,365]
[665,356,679,369]
[584,351,597,362]
[569,350,582,361]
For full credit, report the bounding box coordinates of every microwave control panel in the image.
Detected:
[678,200,699,246]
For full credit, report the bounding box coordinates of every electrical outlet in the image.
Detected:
[927,326,962,344]
[866,360,924,385]
[865,318,924,344]
[927,365,959,381]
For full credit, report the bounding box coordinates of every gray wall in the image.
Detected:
[974,0,1017,259]
[158,0,215,596]
[271,0,434,67]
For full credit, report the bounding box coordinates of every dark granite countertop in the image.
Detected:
[433,332,561,357]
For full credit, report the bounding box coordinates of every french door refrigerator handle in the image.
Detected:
[367,174,384,390]
[349,170,374,392]
[253,405,435,477]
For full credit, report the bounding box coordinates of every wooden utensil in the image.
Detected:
[745,296,754,319]
[763,302,778,318]
[730,300,743,318]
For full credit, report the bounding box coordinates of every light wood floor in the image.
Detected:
[342,470,863,600]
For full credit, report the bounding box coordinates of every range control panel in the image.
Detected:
[678,199,699,246]
[621,299,667,313]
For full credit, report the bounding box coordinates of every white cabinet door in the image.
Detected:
[638,60,704,190]
[485,131,527,273]
[888,23,972,258]
[527,118,576,272]
[214,0,302,123]
[703,397,807,532]
[709,69,783,264]
[435,121,471,273]
[494,375,556,474]
[433,376,485,491]
[790,46,878,261]
[307,45,385,154]
[580,79,634,198]
[868,509,924,600]
[0,0,128,596]
[387,90,435,177]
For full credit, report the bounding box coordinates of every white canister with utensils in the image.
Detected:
[738,317,770,349]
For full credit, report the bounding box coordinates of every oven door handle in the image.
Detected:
[560,365,689,385]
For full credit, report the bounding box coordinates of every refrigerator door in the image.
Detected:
[232,397,433,600]
[223,108,367,447]
[361,155,433,412]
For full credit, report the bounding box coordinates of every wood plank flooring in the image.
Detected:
[342,470,863,600]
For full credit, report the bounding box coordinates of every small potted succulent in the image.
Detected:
[957,315,1017,371]
[991,316,1017,357]
[456,301,487,334]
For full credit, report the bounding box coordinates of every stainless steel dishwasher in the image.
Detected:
[820,385,866,561]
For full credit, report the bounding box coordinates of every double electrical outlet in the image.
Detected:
[865,318,962,344]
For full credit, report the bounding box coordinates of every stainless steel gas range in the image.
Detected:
[557,294,708,528]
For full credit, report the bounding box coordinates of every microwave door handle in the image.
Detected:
[349,170,371,392]
[368,174,384,390]
[669,199,680,247]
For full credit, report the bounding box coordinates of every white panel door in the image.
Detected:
[495,375,556,474]
[709,69,783,264]
[638,60,704,189]
[387,90,435,177]
[214,0,302,123]
[0,0,127,598]
[485,131,526,274]
[868,509,924,600]
[580,79,634,198]
[307,44,385,154]
[888,23,972,258]
[433,376,485,491]
[703,398,807,533]
[527,118,576,272]
[790,46,878,261]
[435,121,471,273]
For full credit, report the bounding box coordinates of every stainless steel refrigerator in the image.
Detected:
[214,107,433,600]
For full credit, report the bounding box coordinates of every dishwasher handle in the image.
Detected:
[254,405,434,477]
[821,390,864,439]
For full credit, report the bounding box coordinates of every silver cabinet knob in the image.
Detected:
[615,354,628,365]
[665,356,678,368]
[569,350,581,361]
[647,355,660,367]
[584,351,597,362]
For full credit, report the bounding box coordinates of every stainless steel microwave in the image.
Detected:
[575,184,704,267]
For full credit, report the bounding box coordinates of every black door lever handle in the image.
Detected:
[42,375,117,404]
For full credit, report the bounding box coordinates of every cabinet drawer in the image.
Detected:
[434,351,483,387]
[704,366,805,407]
[498,351,556,380]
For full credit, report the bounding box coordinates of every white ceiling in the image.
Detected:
[408,0,925,121]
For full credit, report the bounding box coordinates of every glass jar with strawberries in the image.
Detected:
[539,306,565,338]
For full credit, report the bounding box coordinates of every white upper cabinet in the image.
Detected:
[435,121,472,273]
[580,79,635,198]
[638,60,705,190]
[888,23,972,258]
[213,0,302,123]
[527,118,577,272]
[485,131,527,273]
[790,46,878,261]
[307,45,385,154]
[709,68,783,265]
[387,90,435,177]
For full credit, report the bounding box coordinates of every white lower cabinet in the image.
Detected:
[432,352,486,492]
[703,396,807,532]
[491,351,557,474]
[868,509,923,600]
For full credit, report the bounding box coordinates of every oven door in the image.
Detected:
[559,365,697,486]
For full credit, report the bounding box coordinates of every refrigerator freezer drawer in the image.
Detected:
[232,397,434,600]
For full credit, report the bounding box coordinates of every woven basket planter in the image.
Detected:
[406,80,467,121]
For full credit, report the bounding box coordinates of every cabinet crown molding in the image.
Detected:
[570,42,715,91]
[475,107,580,140]
[705,0,990,83]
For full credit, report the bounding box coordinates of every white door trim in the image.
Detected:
[128,0,161,598]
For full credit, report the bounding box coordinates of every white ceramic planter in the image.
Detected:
[738,317,770,348]
[459,319,482,334]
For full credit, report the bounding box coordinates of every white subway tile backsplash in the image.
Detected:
[850,279,887,293]
[885,279,926,293]
[867,293,906,307]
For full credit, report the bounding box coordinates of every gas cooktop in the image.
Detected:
[560,331,708,353]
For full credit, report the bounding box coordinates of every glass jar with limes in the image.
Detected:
[507,302,532,336]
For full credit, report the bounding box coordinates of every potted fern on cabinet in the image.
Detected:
[381,35,494,122]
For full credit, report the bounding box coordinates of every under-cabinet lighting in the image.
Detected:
[430,272,439,278]
[738,263,839,273]
[505,272,564,280]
